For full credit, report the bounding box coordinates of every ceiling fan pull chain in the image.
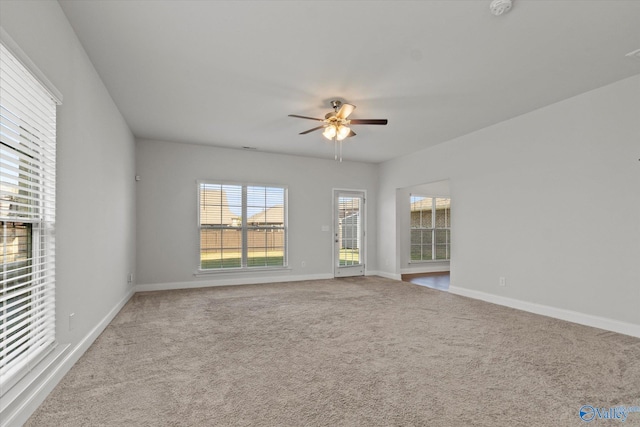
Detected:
[334,137,338,161]
[339,139,343,163]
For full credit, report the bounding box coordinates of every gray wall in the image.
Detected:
[378,75,640,326]
[135,139,378,288]
[1,1,136,423]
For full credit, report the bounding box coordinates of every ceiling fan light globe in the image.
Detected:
[336,125,351,141]
[323,126,337,140]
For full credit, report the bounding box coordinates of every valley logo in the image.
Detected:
[579,405,640,423]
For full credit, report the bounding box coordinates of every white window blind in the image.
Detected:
[199,182,287,270]
[410,195,451,262]
[200,183,243,269]
[0,42,58,395]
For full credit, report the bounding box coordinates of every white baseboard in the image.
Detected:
[135,273,335,292]
[448,286,640,339]
[1,289,135,427]
[136,272,411,293]
[137,270,411,293]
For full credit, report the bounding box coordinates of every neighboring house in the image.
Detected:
[0,186,13,219]
[199,189,242,254]
[200,189,240,226]
[247,205,284,227]
[0,183,29,264]
[246,205,285,251]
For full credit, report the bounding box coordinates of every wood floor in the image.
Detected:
[401,271,450,290]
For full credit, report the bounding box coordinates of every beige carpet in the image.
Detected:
[26,276,640,426]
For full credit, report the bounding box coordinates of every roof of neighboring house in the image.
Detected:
[200,189,239,226]
[247,205,284,225]
[411,198,450,212]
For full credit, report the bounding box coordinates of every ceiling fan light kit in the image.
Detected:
[322,124,350,141]
[289,100,388,162]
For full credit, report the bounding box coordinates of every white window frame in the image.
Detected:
[410,195,451,263]
[1,35,61,397]
[197,181,288,272]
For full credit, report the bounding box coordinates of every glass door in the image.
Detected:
[334,191,365,277]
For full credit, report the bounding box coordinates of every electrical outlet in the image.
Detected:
[301,261,306,268]
[68,313,75,331]
[499,277,506,287]
[128,273,134,284]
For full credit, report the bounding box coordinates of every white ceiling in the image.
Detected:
[59,0,640,164]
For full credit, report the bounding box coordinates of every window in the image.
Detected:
[198,182,287,270]
[1,41,58,394]
[410,196,451,261]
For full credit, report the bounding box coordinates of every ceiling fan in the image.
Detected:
[288,100,388,161]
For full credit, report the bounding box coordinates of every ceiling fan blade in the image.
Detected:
[288,114,324,121]
[347,130,356,138]
[336,103,356,119]
[349,119,388,125]
[299,125,326,135]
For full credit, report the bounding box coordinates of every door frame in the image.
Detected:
[333,189,366,277]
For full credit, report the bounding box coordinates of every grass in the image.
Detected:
[200,249,361,269]
[201,256,284,269]
[339,248,360,266]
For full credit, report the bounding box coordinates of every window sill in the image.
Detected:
[1,343,69,423]
[194,266,292,277]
